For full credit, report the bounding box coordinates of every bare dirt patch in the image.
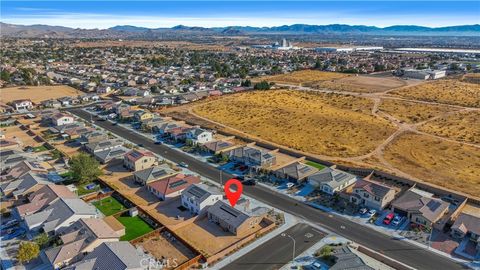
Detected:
[174,216,264,257]
[192,90,395,158]
[461,73,480,84]
[136,232,196,268]
[0,85,83,104]
[314,75,408,93]
[419,110,480,144]
[378,99,456,124]
[384,132,480,197]
[260,70,350,86]
[390,80,480,108]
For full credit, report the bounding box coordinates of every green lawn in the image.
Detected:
[305,161,327,170]
[93,197,125,216]
[117,215,153,241]
[33,145,49,152]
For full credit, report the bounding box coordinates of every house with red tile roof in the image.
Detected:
[147,174,200,201]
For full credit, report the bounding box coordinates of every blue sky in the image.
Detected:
[1,1,479,28]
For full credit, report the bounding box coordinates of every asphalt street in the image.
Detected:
[69,108,467,270]
[222,223,325,270]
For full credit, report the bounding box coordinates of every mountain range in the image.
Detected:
[1,22,479,38]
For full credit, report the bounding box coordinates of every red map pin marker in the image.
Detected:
[224,179,243,207]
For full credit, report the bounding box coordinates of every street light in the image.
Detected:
[281,233,296,266]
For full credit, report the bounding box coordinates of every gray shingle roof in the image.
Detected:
[309,167,357,189]
[64,242,145,270]
[207,200,250,230]
[182,184,221,204]
[330,246,374,270]
[392,190,449,223]
[24,198,98,233]
[133,164,176,183]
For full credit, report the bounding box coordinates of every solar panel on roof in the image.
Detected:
[109,150,126,156]
[426,200,442,211]
[0,150,14,157]
[152,170,167,178]
[130,151,141,158]
[169,179,187,189]
[6,156,25,164]
[188,185,207,198]
[220,204,241,217]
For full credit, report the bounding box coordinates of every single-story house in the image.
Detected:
[273,162,318,183]
[24,198,99,234]
[308,167,358,195]
[42,218,121,269]
[0,172,50,199]
[14,184,76,218]
[207,200,264,236]
[451,213,480,252]
[62,242,149,270]
[85,139,124,154]
[133,164,177,185]
[94,146,130,164]
[202,140,236,154]
[391,188,450,228]
[147,174,201,201]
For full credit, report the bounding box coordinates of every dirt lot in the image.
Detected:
[0,85,83,104]
[313,75,409,93]
[384,132,480,196]
[461,73,480,84]
[378,99,457,124]
[419,110,480,144]
[1,125,43,147]
[175,216,264,257]
[192,90,395,158]
[390,80,480,108]
[259,70,350,86]
[136,232,196,268]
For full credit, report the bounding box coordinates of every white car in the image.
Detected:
[392,215,404,226]
[366,209,377,218]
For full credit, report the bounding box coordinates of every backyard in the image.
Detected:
[117,214,154,241]
[92,196,126,216]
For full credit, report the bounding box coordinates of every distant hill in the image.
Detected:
[1,22,479,38]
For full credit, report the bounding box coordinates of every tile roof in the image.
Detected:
[452,213,480,236]
[148,174,200,196]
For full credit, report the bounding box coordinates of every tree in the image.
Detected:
[254,81,271,90]
[34,232,50,248]
[17,241,40,263]
[0,70,11,81]
[241,79,251,87]
[69,153,103,184]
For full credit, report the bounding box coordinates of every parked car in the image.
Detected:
[179,162,189,168]
[3,228,26,240]
[0,220,18,230]
[359,208,368,215]
[366,209,377,218]
[392,215,404,226]
[383,212,395,225]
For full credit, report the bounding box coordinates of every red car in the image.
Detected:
[383,213,395,225]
